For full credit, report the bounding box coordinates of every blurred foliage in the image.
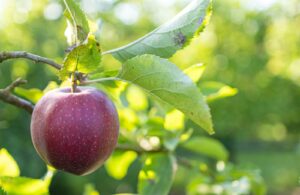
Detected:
[0,0,300,194]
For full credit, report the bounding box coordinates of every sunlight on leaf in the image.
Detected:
[184,63,206,83]
[164,110,185,131]
[179,128,194,143]
[14,87,43,104]
[0,149,20,177]
[83,184,100,195]
[181,136,229,161]
[105,0,213,62]
[0,176,49,195]
[118,107,139,132]
[118,54,214,134]
[44,166,56,187]
[199,81,238,102]
[126,85,148,111]
[63,0,90,44]
[43,82,59,93]
[105,151,137,180]
[60,35,101,80]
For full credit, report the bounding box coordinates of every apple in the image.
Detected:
[30,87,119,175]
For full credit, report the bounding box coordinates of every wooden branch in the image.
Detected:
[0,78,34,114]
[0,51,62,70]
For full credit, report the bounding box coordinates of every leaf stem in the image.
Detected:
[80,77,121,85]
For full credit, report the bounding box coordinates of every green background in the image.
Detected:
[0,0,300,194]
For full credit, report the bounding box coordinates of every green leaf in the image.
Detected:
[105,0,212,62]
[63,0,90,44]
[0,149,20,177]
[126,85,148,111]
[43,81,59,94]
[14,82,59,103]
[181,136,229,161]
[138,153,176,195]
[118,54,213,134]
[60,35,101,80]
[105,151,137,180]
[199,81,238,102]
[184,63,206,83]
[14,88,43,104]
[113,194,137,195]
[83,184,100,195]
[0,176,49,195]
[43,167,55,187]
[164,110,185,131]
[0,187,6,195]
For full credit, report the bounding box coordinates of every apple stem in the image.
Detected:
[71,72,77,93]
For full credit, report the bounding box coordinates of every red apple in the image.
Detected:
[30,87,119,175]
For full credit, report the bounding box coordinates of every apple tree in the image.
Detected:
[0,0,265,194]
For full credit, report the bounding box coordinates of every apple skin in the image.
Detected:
[30,87,119,175]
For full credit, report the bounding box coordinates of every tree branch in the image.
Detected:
[0,78,34,114]
[0,51,62,70]
[116,143,167,154]
[116,143,144,154]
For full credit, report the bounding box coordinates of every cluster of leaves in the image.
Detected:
[100,68,263,195]
[0,148,100,195]
[60,0,215,134]
[0,148,52,195]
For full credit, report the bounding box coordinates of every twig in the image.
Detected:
[0,78,34,113]
[0,51,62,70]
[116,144,144,154]
[177,156,194,169]
[116,143,167,154]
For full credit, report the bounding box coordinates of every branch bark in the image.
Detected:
[0,78,34,113]
[0,51,62,70]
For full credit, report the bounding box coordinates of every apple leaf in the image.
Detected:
[181,136,229,161]
[63,0,90,44]
[118,54,214,134]
[138,153,176,195]
[199,81,238,102]
[0,187,6,195]
[0,149,20,177]
[0,176,49,195]
[60,35,101,80]
[105,0,212,62]
[184,63,206,83]
[14,88,43,104]
[83,184,100,195]
[105,151,138,180]
[113,194,137,195]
